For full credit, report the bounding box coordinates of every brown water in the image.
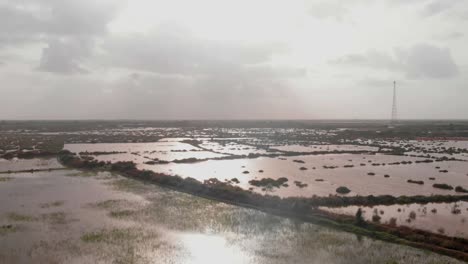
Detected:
[64,142,228,162]
[141,153,468,197]
[0,159,464,263]
[320,202,468,238]
[64,141,468,198]
[270,144,379,153]
[0,158,64,172]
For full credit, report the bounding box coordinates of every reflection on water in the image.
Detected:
[180,233,249,264]
[64,142,227,162]
[320,202,468,238]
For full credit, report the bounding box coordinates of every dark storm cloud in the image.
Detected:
[332,44,459,79]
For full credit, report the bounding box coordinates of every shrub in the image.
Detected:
[432,183,453,190]
[372,214,381,222]
[355,208,365,226]
[407,180,424,185]
[455,186,468,193]
[336,186,351,194]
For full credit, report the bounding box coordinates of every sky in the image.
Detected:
[0,0,467,120]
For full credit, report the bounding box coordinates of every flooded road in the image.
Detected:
[0,159,463,263]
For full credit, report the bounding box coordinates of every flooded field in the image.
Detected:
[2,120,468,262]
[62,136,468,199]
[0,158,64,172]
[320,202,468,238]
[0,159,463,264]
[139,153,468,197]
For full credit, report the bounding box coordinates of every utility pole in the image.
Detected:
[391,81,398,125]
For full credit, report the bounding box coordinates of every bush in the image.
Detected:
[455,186,468,193]
[372,214,381,222]
[407,180,424,185]
[336,186,351,194]
[432,183,453,190]
[355,208,365,226]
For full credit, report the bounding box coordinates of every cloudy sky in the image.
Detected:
[0,0,467,120]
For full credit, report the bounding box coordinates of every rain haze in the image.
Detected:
[1,0,467,120]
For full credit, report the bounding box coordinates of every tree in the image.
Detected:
[355,208,365,226]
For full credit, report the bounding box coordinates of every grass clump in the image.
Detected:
[0,177,13,182]
[0,224,19,235]
[81,228,135,244]
[7,212,36,222]
[41,212,68,225]
[109,210,135,218]
[94,199,123,209]
[40,200,64,208]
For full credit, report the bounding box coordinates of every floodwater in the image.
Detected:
[141,153,468,197]
[64,142,228,162]
[320,202,468,238]
[65,140,468,198]
[0,159,463,263]
[270,144,379,153]
[0,158,64,172]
